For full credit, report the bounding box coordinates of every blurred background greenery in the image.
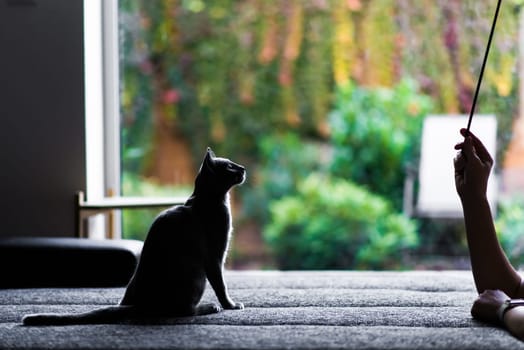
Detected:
[117,0,524,270]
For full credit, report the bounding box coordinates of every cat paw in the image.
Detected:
[225,302,244,310]
[196,303,222,315]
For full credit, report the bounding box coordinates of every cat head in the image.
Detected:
[195,148,246,195]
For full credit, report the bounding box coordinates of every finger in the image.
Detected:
[461,136,479,162]
[460,128,475,138]
[455,129,466,150]
[454,164,464,177]
[460,128,493,165]
[454,150,465,165]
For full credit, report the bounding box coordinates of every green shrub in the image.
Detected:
[242,132,330,224]
[329,79,433,210]
[264,174,419,269]
[495,195,524,269]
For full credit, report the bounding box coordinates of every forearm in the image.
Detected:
[461,195,522,296]
[504,307,524,340]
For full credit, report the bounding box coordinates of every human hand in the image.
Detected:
[453,128,493,200]
[471,289,508,325]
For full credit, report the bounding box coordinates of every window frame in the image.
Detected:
[83,0,121,238]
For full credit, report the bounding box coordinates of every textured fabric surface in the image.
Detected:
[1,270,523,349]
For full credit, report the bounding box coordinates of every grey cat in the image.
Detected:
[23,148,245,325]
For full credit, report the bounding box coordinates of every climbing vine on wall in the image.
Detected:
[119,0,520,185]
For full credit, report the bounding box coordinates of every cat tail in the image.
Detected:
[22,305,136,326]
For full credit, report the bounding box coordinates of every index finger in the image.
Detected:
[460,128,493,164]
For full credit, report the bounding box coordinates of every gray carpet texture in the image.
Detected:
[1,270,523,350]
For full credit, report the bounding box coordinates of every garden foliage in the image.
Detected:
[118,1,520,269]
[329,79,433,210]
[261,80,431,269]
[496,195,524,269]
[265,174,418,269]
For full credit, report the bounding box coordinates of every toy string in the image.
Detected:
[466,0,502,134]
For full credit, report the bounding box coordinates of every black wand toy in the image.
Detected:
[466,0,502,134]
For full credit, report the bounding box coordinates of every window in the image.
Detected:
[90,1,519,270]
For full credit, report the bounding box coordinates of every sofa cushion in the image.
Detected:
[0,237,143,288]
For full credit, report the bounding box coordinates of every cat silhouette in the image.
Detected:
[23,147,245,325]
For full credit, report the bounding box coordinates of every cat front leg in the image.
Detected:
[205,262,244,310]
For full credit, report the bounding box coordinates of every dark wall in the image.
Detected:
[0,0,86,237]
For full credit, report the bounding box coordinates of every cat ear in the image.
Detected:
[203,147,216,169]
[206,147,216,159]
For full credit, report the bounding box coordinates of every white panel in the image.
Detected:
[417,115,498,218]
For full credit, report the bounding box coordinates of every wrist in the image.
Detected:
[460,194,490,214]
[460,192,488,203]
[497,300,510,324]
[497,299,524,325]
